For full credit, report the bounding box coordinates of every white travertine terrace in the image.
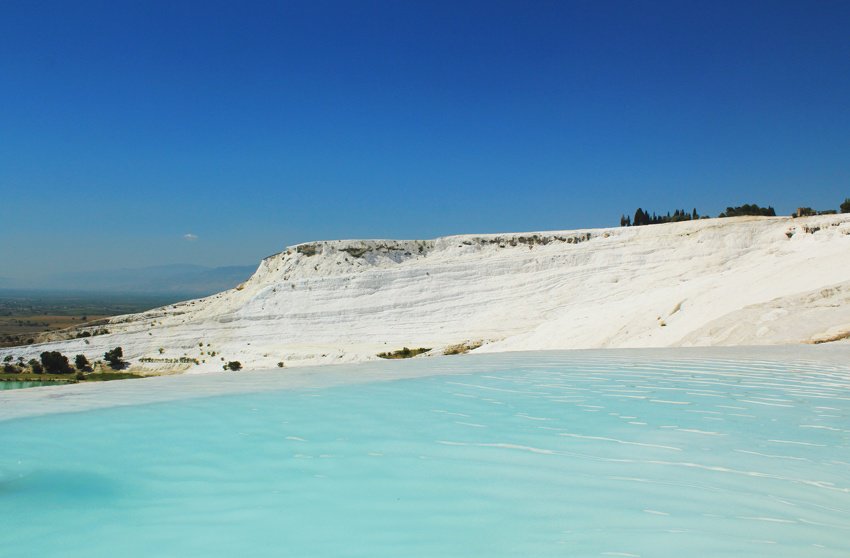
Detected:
[4,214,850,372]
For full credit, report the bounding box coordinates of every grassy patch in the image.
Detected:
[444,340,483,355]
[377,347,431,359]
[83,372,146,382]
[1,371,145,383]
[1,373,77,383]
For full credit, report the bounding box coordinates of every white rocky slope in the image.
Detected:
[5,215,850,373]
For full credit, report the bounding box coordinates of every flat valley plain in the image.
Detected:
[0,290,189,348]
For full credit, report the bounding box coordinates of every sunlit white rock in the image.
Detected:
[4,214,850,372]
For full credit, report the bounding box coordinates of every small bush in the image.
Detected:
[224,361,242,371]
[277,362,285,368]
[40,351,73,374]
[28,359,43,374]
[138,356,198,364]
[718,204,775,218]
[444,341,483,355]
[794,207,836,217]
[104,347,126,369]
[377,347,431,359]
[75,354,90,371]
[3,363,18,374]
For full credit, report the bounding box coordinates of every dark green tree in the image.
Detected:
[74,354,90,371]
[841,198,850,214]
[40,351,73,374]
[626,206,701,226]
[719,204,776,218]
[104,347,125,369]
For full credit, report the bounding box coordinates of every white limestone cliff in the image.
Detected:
[4,214,850,373]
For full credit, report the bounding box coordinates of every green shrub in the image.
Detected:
[444,341,483,355]
[104,347,125,369]
[40,351,73,374]
[627,208,700,227]
[718,204,775,218]
[377,347,431,359]
[224,361,242,371]
[74,354,90,371]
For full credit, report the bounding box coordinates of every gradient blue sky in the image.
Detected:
[2,1,849,279]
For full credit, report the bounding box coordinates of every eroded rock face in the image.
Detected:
[5,215,850,373]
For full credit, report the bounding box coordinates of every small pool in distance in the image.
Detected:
[0,380,68,390]
[1,348,849,557]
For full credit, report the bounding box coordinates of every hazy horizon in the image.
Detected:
[0,263,257,295]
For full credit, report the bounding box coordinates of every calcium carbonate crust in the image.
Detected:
[4,214,850,373]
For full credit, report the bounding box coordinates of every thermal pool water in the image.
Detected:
[1,347,849,557]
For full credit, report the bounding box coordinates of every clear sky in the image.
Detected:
[2,1,849,280]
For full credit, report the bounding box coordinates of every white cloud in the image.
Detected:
[183,233,198,241]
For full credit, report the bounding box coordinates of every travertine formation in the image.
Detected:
[4,214,850,372]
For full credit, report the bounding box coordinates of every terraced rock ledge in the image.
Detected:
[3,214,850,373]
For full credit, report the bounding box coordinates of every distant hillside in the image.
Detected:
[5,214,850,373]
[32,264,256,296]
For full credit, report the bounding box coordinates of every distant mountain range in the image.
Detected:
[6,264,256,296]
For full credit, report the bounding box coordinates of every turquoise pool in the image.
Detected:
[0,381,71,390]
[1,348,849,557]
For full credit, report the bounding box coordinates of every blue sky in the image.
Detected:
[2,1,849,279]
